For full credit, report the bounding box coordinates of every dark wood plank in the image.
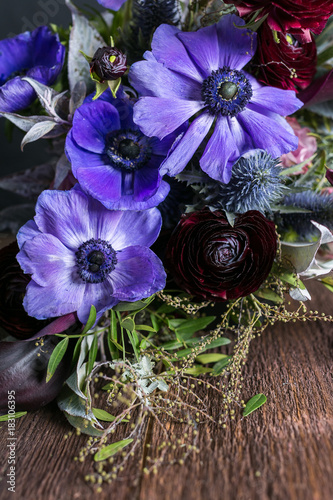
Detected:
[0,280,332,500]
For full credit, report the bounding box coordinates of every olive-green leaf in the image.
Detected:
[243,393,267,417]
[196,353,229,364]
[0,411,27,421]
[81,305,97,335]
[94,439,134,462]
[46,337,69,383]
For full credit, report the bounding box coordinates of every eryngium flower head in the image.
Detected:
[223,0,333,43]
[129,14,302,184]
[254,24,317,92]
[124,0,181,63]
[166,208,277,301]
[213,150,284,214]
[65,90,183,210]
[90,46,127,83]
[16,187,166,323]
[0,26,65,113]
[276,191,333,241]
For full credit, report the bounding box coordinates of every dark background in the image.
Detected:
[0,0,103,209]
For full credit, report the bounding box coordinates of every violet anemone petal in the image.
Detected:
[150,24,203,83]
[34,189,92,250]
[238,107,299,157]
[77,280,117,324]
[133,96,203,140]
[160,112,215,176]
[109,208,162,250]
[129,58,202,99]
[71,100,120,154]
[23,272,84,320]
[250,86,303,116]
[76,165,123,205]
[216,14,257,69]
[177,23,220,76]
[111,246,166,301]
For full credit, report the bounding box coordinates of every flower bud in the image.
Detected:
[90,46,127,83]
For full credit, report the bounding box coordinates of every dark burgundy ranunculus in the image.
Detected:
[255,23,317,92]
[224,0,333,42]
[0,242,44,339]
[165,209,277,301]
[0,242,78,340]
[90,46,127,83]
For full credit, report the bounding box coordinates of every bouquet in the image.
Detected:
[1,0,333,488]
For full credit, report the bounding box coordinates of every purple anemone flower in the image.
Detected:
[96,0,127,10]
[0,26,65,113]
[66,90,184,210]
[16,187,166,324]
[129,14,303,184]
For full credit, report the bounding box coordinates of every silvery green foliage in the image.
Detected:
[66,0,105,93]
[114,355,169,398]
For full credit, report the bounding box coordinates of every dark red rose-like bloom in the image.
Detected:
[90,46,127,83]
[224,0,333,42]
[166,209,277,301]
[255,24,317,92]
[0,242,77,340]
[0,242,44,339]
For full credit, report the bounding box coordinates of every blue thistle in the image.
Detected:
[276,191,333,241]
[123,0,181,63]
[211,150,284,214]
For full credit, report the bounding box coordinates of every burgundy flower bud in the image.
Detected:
[255,24,317,92]
[0,337,73,412]
[0,242,45,339]
[90,46,127,83]
[224,0,333,42]
[166,209,277,301]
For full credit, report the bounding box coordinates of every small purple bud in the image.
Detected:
[326,169,333,186]
[90,46,127,83]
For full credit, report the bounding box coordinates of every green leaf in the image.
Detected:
[108,310,119,360]
[92,81,108,99]
[121,317,135,332]
[175,316,216,336]
[212,356,232,375]
[81,305,97,335]
[92,408,129,423]
[92,408,116,422]
[94,438,134,462]
[196,353,229,364]
[243,393,267,416]
[108,77,121,98]
[0,411,27,421]
[183,365,213,375]
[208,337,231,348]
[254,288,284,304]
[279,154,316,176]
[317,45,333,66]
[135,324,156,332]
[113,296,155,312]
[87,333,98,374]
[46,337,69,383]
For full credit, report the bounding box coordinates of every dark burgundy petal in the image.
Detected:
[166,208,277,301]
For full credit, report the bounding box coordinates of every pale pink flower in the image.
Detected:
[280,117,317,173]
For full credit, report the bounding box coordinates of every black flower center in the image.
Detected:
[76,239,117,283]
[202,66,253,117]
[118,139,141,160]
[106,130,152,171]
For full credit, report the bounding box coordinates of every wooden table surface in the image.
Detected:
[0,280,332,500]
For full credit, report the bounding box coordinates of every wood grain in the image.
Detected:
[0,281,332,500]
